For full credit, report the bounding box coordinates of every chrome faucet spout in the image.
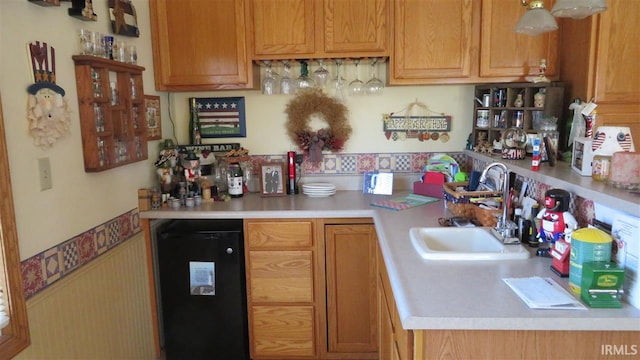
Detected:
[479,162,518,243]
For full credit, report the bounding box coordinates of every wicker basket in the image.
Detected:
[443,182,502,223]
[474,206,501,227]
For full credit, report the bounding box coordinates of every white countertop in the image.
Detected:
[141,191,640,331]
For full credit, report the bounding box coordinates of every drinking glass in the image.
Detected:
[313,59,330,89]
[330,59,346,101]
[348,59,365,96]
[295,60,316,92]
[280,60,295,95]
[366,57,384,95]
[261,60,277,95]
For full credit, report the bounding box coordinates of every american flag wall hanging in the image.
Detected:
[190,97,246,138]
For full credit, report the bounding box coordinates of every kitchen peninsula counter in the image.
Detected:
[140,191,640,332]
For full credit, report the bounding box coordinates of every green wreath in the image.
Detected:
[285,89,352,162]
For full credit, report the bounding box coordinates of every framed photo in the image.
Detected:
[189,97,246,138]
[144,95,162,140]
[259,162,286,197]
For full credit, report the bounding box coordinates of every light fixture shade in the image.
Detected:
[550,0,608,19]
[514,7,559,36]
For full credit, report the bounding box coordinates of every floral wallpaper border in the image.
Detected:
[21,209,141,300]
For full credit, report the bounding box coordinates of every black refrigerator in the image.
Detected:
[154,219,249,360]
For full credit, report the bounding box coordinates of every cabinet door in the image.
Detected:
[391,0,478,84]
[325,224,377,354]
[480,0,559,78]
[251,0,317,59]
[593,0,640,104]
[323,0,389,56]
[149,0,257,90]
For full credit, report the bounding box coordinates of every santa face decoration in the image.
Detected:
[26,41,71,149]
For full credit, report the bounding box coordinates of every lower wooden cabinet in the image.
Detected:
[245,219,319,359]
[324,221,378,358]
[377,243,413,360]
[245,218,379,359]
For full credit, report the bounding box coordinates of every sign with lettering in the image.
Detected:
[383,115,452,132]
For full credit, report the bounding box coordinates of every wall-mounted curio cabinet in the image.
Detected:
[73,55,148,172]
[471,82,565,152]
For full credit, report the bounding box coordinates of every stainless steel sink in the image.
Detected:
[410,227,530,261]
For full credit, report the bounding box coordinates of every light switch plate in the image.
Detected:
[38,157,52,190]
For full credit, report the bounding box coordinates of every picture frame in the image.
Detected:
[144,95,162,140]
[189,97,246,138]
[259,162,286,197]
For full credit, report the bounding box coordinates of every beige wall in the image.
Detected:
[0,0,474,260]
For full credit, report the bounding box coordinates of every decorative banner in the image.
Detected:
[383,115,451,132]
[382,114,452,142]
[26,41,71,149]
[191,97,247,138]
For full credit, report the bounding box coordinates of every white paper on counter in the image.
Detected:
[503,277,587,310]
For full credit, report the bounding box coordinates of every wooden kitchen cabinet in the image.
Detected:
[244,219,319,359]
[323,220,378,358]
[378,243,412,360]
[149,0,259,91]
[72,55,147,172]
[479,0,559,79]
[250,0,389,60]
[560,0,640,149]
[390,0,559,85]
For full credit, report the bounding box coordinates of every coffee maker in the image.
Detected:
[286,151,302,194]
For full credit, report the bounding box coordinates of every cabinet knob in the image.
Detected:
[226,247,234,254]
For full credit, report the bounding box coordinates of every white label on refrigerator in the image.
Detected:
[189,261,215,296]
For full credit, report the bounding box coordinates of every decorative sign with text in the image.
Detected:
[382,114,452,142]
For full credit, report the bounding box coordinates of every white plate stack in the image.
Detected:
[302,183,336,197]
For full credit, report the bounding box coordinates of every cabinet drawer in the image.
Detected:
[246,221,313,248]
[249,250,313,302]
[251,305,316,357]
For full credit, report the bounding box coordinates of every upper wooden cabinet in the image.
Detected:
[480,0,558,78]
[560,0,639,149]
[390,0,559,85]
[149,0,259,91]
[251,0,390,60]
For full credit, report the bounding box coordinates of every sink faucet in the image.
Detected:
[479,162,518,243]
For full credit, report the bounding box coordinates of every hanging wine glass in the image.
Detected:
[280,60,295,95]
[295,60,316,92]
[348,59,365,96]
[313,59,330,89]
[261,60,278,95]
[329,59,346,101]
[366,57,384,95]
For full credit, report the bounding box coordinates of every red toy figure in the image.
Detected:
[536,189,578,276]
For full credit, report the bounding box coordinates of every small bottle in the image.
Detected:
[592,155,611,182]
[227,164,244,198]
[189,97,201,145]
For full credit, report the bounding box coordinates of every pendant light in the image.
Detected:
[550,0,608,19]
[514,0,558,36]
